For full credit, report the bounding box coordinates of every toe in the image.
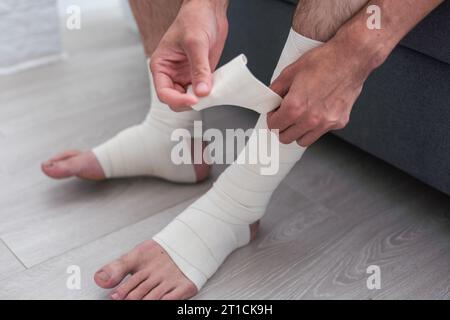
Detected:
[42,151,105,181]
[96,240,199,300]
[94,253,138,289]
[143,282,173,300]
[110,270,149,300]
[48,150,81,162]
[42,150,81,171]
[41,158,78,179]
[124,276,161,300]
[161,283,198,300]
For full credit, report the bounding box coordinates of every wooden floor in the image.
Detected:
[0,8,449,300]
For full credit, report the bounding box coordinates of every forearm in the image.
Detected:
[331,0,444,77]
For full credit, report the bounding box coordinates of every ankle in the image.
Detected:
[192,140,212,183]
[250,221,260,241]
[194,162,212,183]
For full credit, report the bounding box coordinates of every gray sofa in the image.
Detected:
[220,0,450,195]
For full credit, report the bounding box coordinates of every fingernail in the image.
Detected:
[111,293,120,300]
[196,82,209,94]
[96,270,110,282]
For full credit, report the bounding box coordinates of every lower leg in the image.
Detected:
[293,0,369,42]
[128,0,182,56]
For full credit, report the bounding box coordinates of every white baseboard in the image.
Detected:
[0,53,66,75]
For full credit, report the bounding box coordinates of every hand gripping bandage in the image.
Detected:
[92,60,202,183]
[154,29,323,290]
[187,54,282,114]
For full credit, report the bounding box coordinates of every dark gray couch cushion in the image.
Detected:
[221,0,294,84]
[277,0,450,65]
[401,0,450,65]
[336,47,450,195]
[223,0,450,195]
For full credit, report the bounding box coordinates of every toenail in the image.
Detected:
[96,270,110,282]
[111,293,120,300]
[45,162,54,167]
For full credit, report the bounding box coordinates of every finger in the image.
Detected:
[173,83,186,93]
[277,124,300,145]
[184,35,212,97]
[159,88,198,110]
[278,122,310,145]
[171,83,197,111]
[267,102,296,132]
[297,128,326,147]
[153,71,198,109]
[270,73,291,98]
[267,108,294,132]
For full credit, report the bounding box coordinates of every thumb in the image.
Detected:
[184,35,212,97]
[269,66,294,98]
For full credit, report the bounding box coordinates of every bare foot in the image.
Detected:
[94,221,259,300]
[41,140,211,182]
[41,150,105,181]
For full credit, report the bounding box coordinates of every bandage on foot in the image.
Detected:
[91,60,207,183]
[154,29,323,291]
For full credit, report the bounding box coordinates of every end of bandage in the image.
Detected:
[188,54,282,114]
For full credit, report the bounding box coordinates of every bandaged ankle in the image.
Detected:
[92,60,202,183]
[271,28,323,83]
[154,29,323,290]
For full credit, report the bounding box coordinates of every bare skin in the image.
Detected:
[42,150,105,181]
[42,0,443,300]
[93,0,236,300]
[91,0,374,301]
[41,0,214,183]
[94,222,259,300]
[41,142,211,183]
[268,0,444,147]
[42,0,254,300]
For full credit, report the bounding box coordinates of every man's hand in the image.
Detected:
[268,0,443,147]
[268,38,369,147]
[151,0,229,111]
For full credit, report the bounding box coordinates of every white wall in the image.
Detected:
[0,0,136,74]
[57,0,137,31]
[57,0,120,16]
[0,0,62,73]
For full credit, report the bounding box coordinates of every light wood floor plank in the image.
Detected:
[0,200,195,299]
[0,8,212,267]
[0,5,448,300]
[0,239,25,282]
[197,183,450,300]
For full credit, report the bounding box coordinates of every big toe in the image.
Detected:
[94,255,136,289]
[41,158,78,179]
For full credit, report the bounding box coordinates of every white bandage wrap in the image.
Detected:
[154,29,323,290]
[92,60,202,183]
[188,55,282,114]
